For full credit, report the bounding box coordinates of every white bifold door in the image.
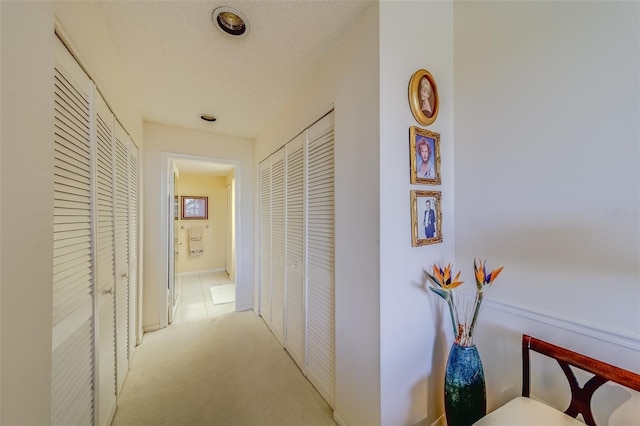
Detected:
[259,111,335,407]
[52,39,96,426]
[259,159,272,328]
[52,36,138,426]
[284,133,306,369]
[270,147,286,344]
[94,87,118,426]
[114,121,135,394]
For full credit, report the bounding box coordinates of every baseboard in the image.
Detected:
[143,323,163,333]
[485,297,640,350]
[236,303,253,312]
[225,268,235,281]
[176,267,226,276]
[429,414,446,426]
[333,411,347,426]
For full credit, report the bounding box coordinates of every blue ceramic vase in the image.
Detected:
[444,342,486,426]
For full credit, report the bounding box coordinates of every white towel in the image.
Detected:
[189,226,204,256]
[189,226,203,239]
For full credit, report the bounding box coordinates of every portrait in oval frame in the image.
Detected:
[408,69,439,126]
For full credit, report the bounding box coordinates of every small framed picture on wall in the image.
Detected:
[409,126,441,185]
[410,190,442,246]
[408,69,440,126]
[181,196,208,220]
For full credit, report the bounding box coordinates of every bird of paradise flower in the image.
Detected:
[425,259,503,346]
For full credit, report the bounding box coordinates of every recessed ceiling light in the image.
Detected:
[212,6,248,37]
[200,114,217,122]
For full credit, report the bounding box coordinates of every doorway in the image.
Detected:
[166,155,239,324]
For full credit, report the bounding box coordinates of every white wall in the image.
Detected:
[454,1,640,423]
[379,2,454,425]
[54,1,144,143]
[1,3,55,423]
[142,122,253,330]
[254,3,381,425]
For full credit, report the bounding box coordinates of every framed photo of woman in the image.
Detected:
[410,190,442,246]
[408,69,440,126]
[409,126,441,185]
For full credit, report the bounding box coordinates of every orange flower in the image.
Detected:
[474,258,504,287]
[429,263,464,290]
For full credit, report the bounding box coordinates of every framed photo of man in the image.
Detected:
[408,69,440,126]
[410,190,442,246]
[409,126,441,185]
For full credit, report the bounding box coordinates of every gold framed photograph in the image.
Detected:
[408,69,439,126]
[410,126,441,185]
[411,190,442,246]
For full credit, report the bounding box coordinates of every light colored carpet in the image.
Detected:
[209,284,236,305]
[111,311,336,426]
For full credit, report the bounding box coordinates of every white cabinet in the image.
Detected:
[259,111,335,407]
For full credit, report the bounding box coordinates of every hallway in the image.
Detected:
[111,310,336,425]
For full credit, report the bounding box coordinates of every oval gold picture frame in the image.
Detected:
[408,69,439,126]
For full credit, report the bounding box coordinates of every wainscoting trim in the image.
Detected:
[484,298,640,351]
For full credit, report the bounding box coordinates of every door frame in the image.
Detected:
[159,152,242,327]
[167,159,177,324]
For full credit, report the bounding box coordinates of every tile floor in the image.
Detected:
[172,270,235,323]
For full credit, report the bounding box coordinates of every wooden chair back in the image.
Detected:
[521,334,640,426]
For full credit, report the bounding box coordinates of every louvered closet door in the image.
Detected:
[128,139,138,353]
[270,147,286,344]
[114,122,130,393]
[305,112,335,407]
[52,40,95,426]
[259,159,272,324]
[94,91,118,426]
[284,134,306,369]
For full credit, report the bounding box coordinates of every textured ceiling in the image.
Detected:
[95,0,373,141]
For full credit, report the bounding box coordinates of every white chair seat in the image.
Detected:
[473,396,585,425]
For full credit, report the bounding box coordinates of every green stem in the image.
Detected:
[468,290,484,341]
[446,293,458,339]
